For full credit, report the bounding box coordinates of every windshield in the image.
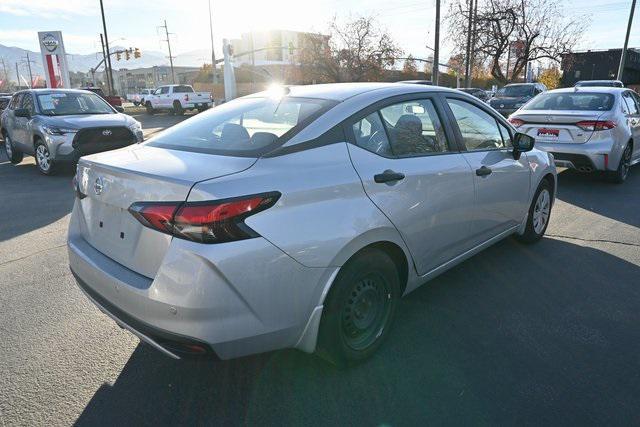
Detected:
[524,92,615,111]
[497,85,534,97]
[147,96,336,157]
[36,92,114,116]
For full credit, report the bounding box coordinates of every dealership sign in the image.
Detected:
[37,31,70,88]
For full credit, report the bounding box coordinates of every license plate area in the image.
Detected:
[537,128,560,140]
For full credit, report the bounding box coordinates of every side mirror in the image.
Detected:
[14,108,30,118]
[114,105,125,113]
[512,132,535,159]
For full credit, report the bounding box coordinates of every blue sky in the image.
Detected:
[0,0,638,63]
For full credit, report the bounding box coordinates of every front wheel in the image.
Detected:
[516,179,552,244]
[34,142,56,175]
[317,248,400,367]
[3,134,24,164]
[173,101,184,116]
[145,102,155,115]
[608,144,632,184]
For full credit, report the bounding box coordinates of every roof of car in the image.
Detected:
[246,82,460,102]
[546,86,628,94]
[21,88,95,95]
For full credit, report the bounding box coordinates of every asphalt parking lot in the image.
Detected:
[1,113,639,426]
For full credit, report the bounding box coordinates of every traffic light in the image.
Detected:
[116,52,121,61]
[125,50,130,60]
[134,48,141,59]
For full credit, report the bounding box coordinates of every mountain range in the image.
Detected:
[0,44,211,80]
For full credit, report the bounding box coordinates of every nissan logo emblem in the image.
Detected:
[500,104,504,108]
[42,33,59,53]
[102,129,112,136]
[94,177,104,195]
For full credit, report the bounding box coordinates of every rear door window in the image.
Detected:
[174,85,194,93]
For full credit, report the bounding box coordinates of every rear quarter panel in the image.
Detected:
[187,142,411,270]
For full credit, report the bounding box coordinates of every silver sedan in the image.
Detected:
[508,87,640,183]
[68,83,556,365]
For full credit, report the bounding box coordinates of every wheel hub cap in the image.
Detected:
[36,145,50,171]
[532,189,550,234]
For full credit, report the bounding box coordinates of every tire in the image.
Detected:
[145,102,155,115]
[317,248,400,367]
[3,133,24,164]
[133,101,140,106]
[34,141,56,175]
[516,179,552,244]
[173,101,184,116]
[608,143,632,184]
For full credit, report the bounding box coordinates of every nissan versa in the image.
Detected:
[1,89,143,175]
[68,83,556,365]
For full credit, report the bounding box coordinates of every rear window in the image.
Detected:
[174,85,194,93]
[497,85,534,97]
[523,93,615,111]
[147,96,336,157]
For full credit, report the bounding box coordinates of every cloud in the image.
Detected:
[0,0,96,19]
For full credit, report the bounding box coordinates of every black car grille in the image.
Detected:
[72,127,136,156]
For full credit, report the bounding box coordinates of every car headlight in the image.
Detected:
[42,125,78,135]
[128,121,142,132]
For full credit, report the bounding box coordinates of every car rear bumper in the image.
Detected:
[67,204,333,360]
[535,139,618,172]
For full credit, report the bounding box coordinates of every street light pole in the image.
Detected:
[208,0,216,89]
[432,0,440,85]
[99,0,115,95]
[617,0,637,81]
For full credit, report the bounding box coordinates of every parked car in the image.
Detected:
[81,87,123,110]
[129,89,155,106]
[575,80,624,88]
[458,87,490,102]
[489,83,547,117]
[68,83,556,365]
[509,87,639,183]
[145,84,212,115]
[1,89,143,175]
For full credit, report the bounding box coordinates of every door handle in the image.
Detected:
[374,170,405,183]
[476,166,492,176]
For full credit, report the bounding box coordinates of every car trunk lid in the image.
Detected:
[513,110,607,144]
[75,145,257,278]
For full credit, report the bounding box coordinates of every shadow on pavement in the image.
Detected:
[556,167,640,228]
[0,154,74,242]
[76,237,640,426]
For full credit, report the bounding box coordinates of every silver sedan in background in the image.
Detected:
[1,89,143,175]
[509,87,640,183]
[68,83,556,366]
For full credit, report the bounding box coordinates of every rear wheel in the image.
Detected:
[145,102,155,115]
[34,142,56,175]
[608,144,632,184]
[173,101,184,116]
[317,248,400,367]
[516,179,552,244]
[3,134,23,164]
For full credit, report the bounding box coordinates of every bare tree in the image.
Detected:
[447,0,587,84]
[300,15,404,83]
[402,55,419,79]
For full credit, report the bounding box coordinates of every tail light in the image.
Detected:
[508,118,525,128]
[575,120,617,131]
[129,192,280,244]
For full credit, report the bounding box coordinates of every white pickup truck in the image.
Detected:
[145,84,212,115]
[129,89,155,106]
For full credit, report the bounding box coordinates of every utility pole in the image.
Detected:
[100,34,112,94]
[0,58,8,86]
[208,0,216,89]
[99,0,115,95]
[464,0,474,87]
[432,0,440,85]
[618,0,637,81]
[21,52,35,87]
[469,0,478,84]
[15,62,20,88]
[160,20,176,84]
